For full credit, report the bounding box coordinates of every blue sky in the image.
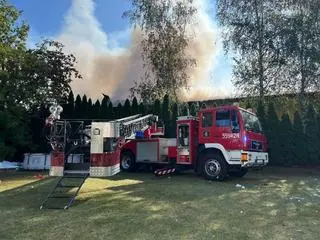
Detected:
[10,0,132,46]
[8,0,234,99]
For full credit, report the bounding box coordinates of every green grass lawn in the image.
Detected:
[1,168,320,240]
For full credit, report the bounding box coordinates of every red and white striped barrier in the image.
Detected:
[154,168,176,176]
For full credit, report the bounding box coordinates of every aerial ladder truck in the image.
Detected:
[41,103,269,209]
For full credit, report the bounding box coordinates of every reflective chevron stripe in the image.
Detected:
[154,168,176,176]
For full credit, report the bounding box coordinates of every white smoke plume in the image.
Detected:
[57,0,232,101]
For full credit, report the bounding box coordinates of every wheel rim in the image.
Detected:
[205,159,221,177]
[121,156,131,169]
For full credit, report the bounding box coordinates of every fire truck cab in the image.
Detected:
[120,105,268,180]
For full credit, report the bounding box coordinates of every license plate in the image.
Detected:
[255,159,264,164]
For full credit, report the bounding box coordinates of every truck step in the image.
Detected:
[40,173,88,210]
[48,196,73,199]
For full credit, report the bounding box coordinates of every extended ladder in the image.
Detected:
[119,114,157,139]
[47,114,158,147]
[40,172,88,210]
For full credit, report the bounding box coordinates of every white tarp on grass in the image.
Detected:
[23,153,51,170]
[0,161,19,169]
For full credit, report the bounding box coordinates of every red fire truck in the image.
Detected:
[119,105,268,180]
[48,105,268,180]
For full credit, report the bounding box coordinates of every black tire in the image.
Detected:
[200,152,228,180]
[229,168,248,178]
[120,151,136,172]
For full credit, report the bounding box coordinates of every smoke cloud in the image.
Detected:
[57,0,232,101]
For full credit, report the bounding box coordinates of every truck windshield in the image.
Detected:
[240,110,263,133]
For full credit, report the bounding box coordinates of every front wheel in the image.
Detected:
[200,153,228,180]
[120,151,136,172]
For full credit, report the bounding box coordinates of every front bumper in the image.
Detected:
[241,151,268,167]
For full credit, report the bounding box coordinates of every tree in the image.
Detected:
[0,0,29,48]
[256,100,267,131]
[216,0,285,99]
[115,103,124,119]
[29,105,51,153]
[74,94,82,118]
[0,0,31,160]
[153,99,161,117]
[162,94,171,136]
[1,40,82,111]
[181,103,189,116]
[190,103,197,116]
[317,112,320,162]
[0,109,30,160]
[139,102,146,115]
[93,100,101,119]
[0,1,82,160]
[305,104,318,163]
[245,101,252,109]
[82,95,88,117]
[124,0,197,103]
[132,97,139,115]
[108,101,114,119]
[87,98,93,119]
[292,111,306,165]
[65,90,75,119]
[266,102,280,165]
[124,99,131,117]
[100,95,110,119]
[32,40,82,104]
[280,0,320,109]
[0,0,29,110]
[278,113,293,165]
[170,102,179,137]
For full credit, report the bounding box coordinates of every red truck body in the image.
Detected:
[121,105,268,179]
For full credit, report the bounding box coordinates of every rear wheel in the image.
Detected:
[120,151,136,172]
[229,168,248,178]
[200,152,228,180]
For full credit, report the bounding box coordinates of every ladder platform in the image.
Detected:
[64,170,90,175]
